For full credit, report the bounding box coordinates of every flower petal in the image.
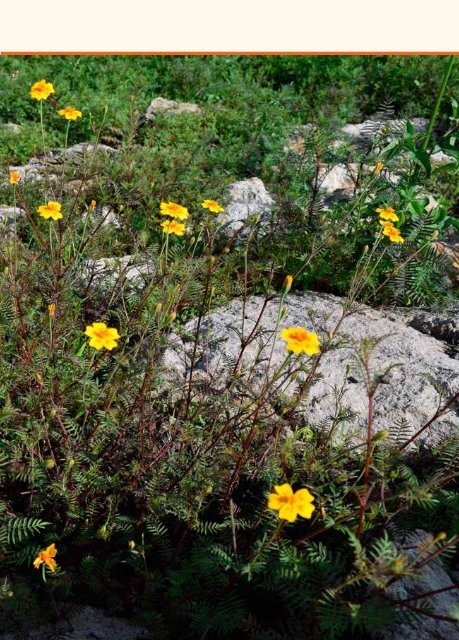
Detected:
[274,483,293,497]
[278,504,298,522]
[268,494,283,510]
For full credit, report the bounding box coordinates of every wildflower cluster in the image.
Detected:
[376,206,404,243]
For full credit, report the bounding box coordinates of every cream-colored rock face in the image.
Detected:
[163,292,459,447]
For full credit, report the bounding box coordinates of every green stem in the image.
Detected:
[82,351,97,403]
[40,101,46,157]
[422,55,455,152]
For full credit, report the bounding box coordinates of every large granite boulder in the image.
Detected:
[163,292,459,446]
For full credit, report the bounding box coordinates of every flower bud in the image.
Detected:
[128,540,136,549]
[45,458,55,469]
[283,275,293,293]
[48,303,56,316]
[155,302,163,315]
[168,312,177,323]
[372,429,390,442]
[372,162,384,176]
[223,246,230,254]
[89,199,96,211]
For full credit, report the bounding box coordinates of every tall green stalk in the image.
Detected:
[422,55,455,152]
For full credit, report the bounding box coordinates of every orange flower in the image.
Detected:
[58,106,82,121]
[161,219,186,236]
[89,199,96,211]
[160,201,189,220]
[33,543,57,572]
[281,327,320,356]
[385,226,405,243]
[48,303,56,316]
[9,170,21,185]
[37,201,63,221]
[85,322,120,351]
[376,206,399,222]
[201,199,224,213]
[283,275,293,293]
[30,79,55,101]
[268,483,315,522]
[372,162,384,176]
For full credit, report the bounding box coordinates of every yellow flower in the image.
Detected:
[372,162,384,176]
[33,543,57,572]
[160,201,189,220]
[30,79,55,101]
[386,227,405,243]
[379,220,394,230]
[85,322,120,351]
[281,327,320,355]
[201,199,224,213]
[89,199,96,211]
[161,219,186,236]
[37,201,63,221]
[268,483,315,522]
[376,206,399,222]
[48,303,56,316]
[283,275,293,293]
[58,106,82,121]
[9,171,21,185]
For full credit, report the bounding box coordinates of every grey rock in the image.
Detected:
[319,164,358,200]
[83,205,120,229]
[6,143,117,185]
[341,117,428,145]
[318,163,400,205]
[144,96,202,121]
[78,255,155,295]
[378,529,459,640]
[407,311,459,346]
[1,122,21,135]
[0,605,150,640]
[164,292,459,445]
[220,177,275,236]
[431,150,457,167]
[0,205,26,226]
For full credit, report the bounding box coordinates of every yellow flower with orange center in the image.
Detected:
[160,201,189,220]
[58,106,82,121]
[376,206,399,222]
[37,201,63,221]
[201,199,224,213]
[380,221,404,243]
[85,322,120,351]
[268,483,315,522]
[281,327,320,355]
[385,227,404,243]
[30,79,55,101]
[9,170,21,185]
[33,543,57,572]
[161,219,186,236]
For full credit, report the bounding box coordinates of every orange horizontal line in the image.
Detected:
[2,51,458,56]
